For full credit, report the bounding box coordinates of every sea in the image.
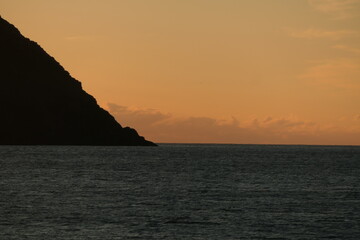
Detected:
[0,144,359,239]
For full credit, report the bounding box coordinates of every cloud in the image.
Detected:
[108,103,171,126]
[308,0,360,19]
[107,104,360,145]
[299,58,360,89]
[333,45,360,54]
[64,35,106,42]
[287,28,357,40]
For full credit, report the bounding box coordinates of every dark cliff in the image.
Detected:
[0,16,156,146]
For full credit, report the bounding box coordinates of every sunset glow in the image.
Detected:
[2,0,360,144]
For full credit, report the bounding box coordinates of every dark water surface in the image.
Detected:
[0,144,359,239]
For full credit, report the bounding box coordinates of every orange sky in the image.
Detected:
[1,0,360,145]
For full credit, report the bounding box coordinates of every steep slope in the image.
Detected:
[0,16,156,146]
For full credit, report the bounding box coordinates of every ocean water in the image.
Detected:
[0,144,359,239]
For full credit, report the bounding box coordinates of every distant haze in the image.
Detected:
[1,0,360,145]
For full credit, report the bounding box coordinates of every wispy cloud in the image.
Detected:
[299,58,360,89]
[107,104,360,145]
[308,0,360,19]
[333,44,360,54]
[287,28,358,40]
[64,35,105,42]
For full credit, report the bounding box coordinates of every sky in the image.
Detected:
[1,0,360,145]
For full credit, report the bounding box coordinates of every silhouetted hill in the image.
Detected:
[0,16,156,146]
